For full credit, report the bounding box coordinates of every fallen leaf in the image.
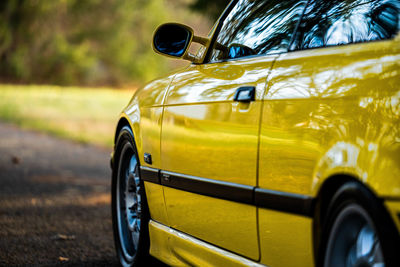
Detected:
[11,156,20,165]
[59,256,69,262]
[51,233,76,241]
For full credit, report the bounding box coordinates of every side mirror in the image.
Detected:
[153,23,210,62]
[153,23,193,58]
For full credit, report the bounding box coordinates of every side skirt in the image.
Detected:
[148,220,267,267]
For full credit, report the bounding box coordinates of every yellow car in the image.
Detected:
[110,0,400,266]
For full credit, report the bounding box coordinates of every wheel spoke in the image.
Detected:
[132,230,140,248]
[356,225,375,258]
[131,218,137,228]
[136,217,141,229]
[346,244,357,267]
[368,238,384,265]
[129,157,137,173]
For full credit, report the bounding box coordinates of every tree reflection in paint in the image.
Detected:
[293,0,400,50]
[210,0,307,61]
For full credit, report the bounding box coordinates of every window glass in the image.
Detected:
[209,0,307,62]
[293,0,400,50]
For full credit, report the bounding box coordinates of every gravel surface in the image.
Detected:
[0,122,119,266]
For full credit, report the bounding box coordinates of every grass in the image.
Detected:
[0,84,134,148]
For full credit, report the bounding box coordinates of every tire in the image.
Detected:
[320,181,400,267]
[112,126,150,267]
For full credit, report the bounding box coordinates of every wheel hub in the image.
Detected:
[125,172,140,232]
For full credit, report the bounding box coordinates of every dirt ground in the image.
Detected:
[0,122,163,266]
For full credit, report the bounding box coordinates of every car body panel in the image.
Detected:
[256,38,400,265]
[258,209,314,266]
[259,38,400,198]
[163,187,259,260]
[162,56,276,185]
[143,182,169,225]
[122,74,177,225]
[123,74,175,167]
[160,55,276,260]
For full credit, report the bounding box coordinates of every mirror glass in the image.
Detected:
[154,24,192,57]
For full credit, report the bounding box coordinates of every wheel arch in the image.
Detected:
[311,174,380,264]
[111,115,139,169]
[312,173,400,266]
[114,116,132,146]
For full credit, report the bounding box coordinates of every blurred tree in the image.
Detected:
[189,0,230,21]
[0,0,170,86]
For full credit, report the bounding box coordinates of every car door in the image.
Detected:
[258,0,400,266]
[160,0,307,260]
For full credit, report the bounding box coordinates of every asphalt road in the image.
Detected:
[0,122,119,266]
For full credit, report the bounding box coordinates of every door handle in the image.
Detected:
[233,86,255,102]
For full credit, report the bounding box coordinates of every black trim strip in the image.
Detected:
[255,188,314,217]
[203,0,239,63]
[160,170,254,205]
[139,167,314,217]
[381,196,400,201]
[140,166,160,184]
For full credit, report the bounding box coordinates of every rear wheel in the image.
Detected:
[321,182,400,267]
[324,203,384,267]
[112,126,150,266]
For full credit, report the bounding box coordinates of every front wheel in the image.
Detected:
[112,126,150,266]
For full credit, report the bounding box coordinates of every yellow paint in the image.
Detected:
[162,56,276,184]
[258,208,314,266]
[257,38,400,266]
[148,220,179,266]
[163,187,259,260]
[162,102,260,185]
[160,55,276,260]
[124,74,175,168]
[121,75,176,226]
[144,182,169,225]
[260,38,400,198]
[149,220,265,267]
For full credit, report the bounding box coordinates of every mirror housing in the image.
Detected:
[153,23,210,62]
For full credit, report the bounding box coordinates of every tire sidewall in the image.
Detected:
[111,126,150,267]
[319,181,400,267]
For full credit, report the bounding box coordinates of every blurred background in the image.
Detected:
[0,1,227,265]
[0,0,227,147]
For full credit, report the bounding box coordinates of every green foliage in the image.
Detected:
[0,0,171,86]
